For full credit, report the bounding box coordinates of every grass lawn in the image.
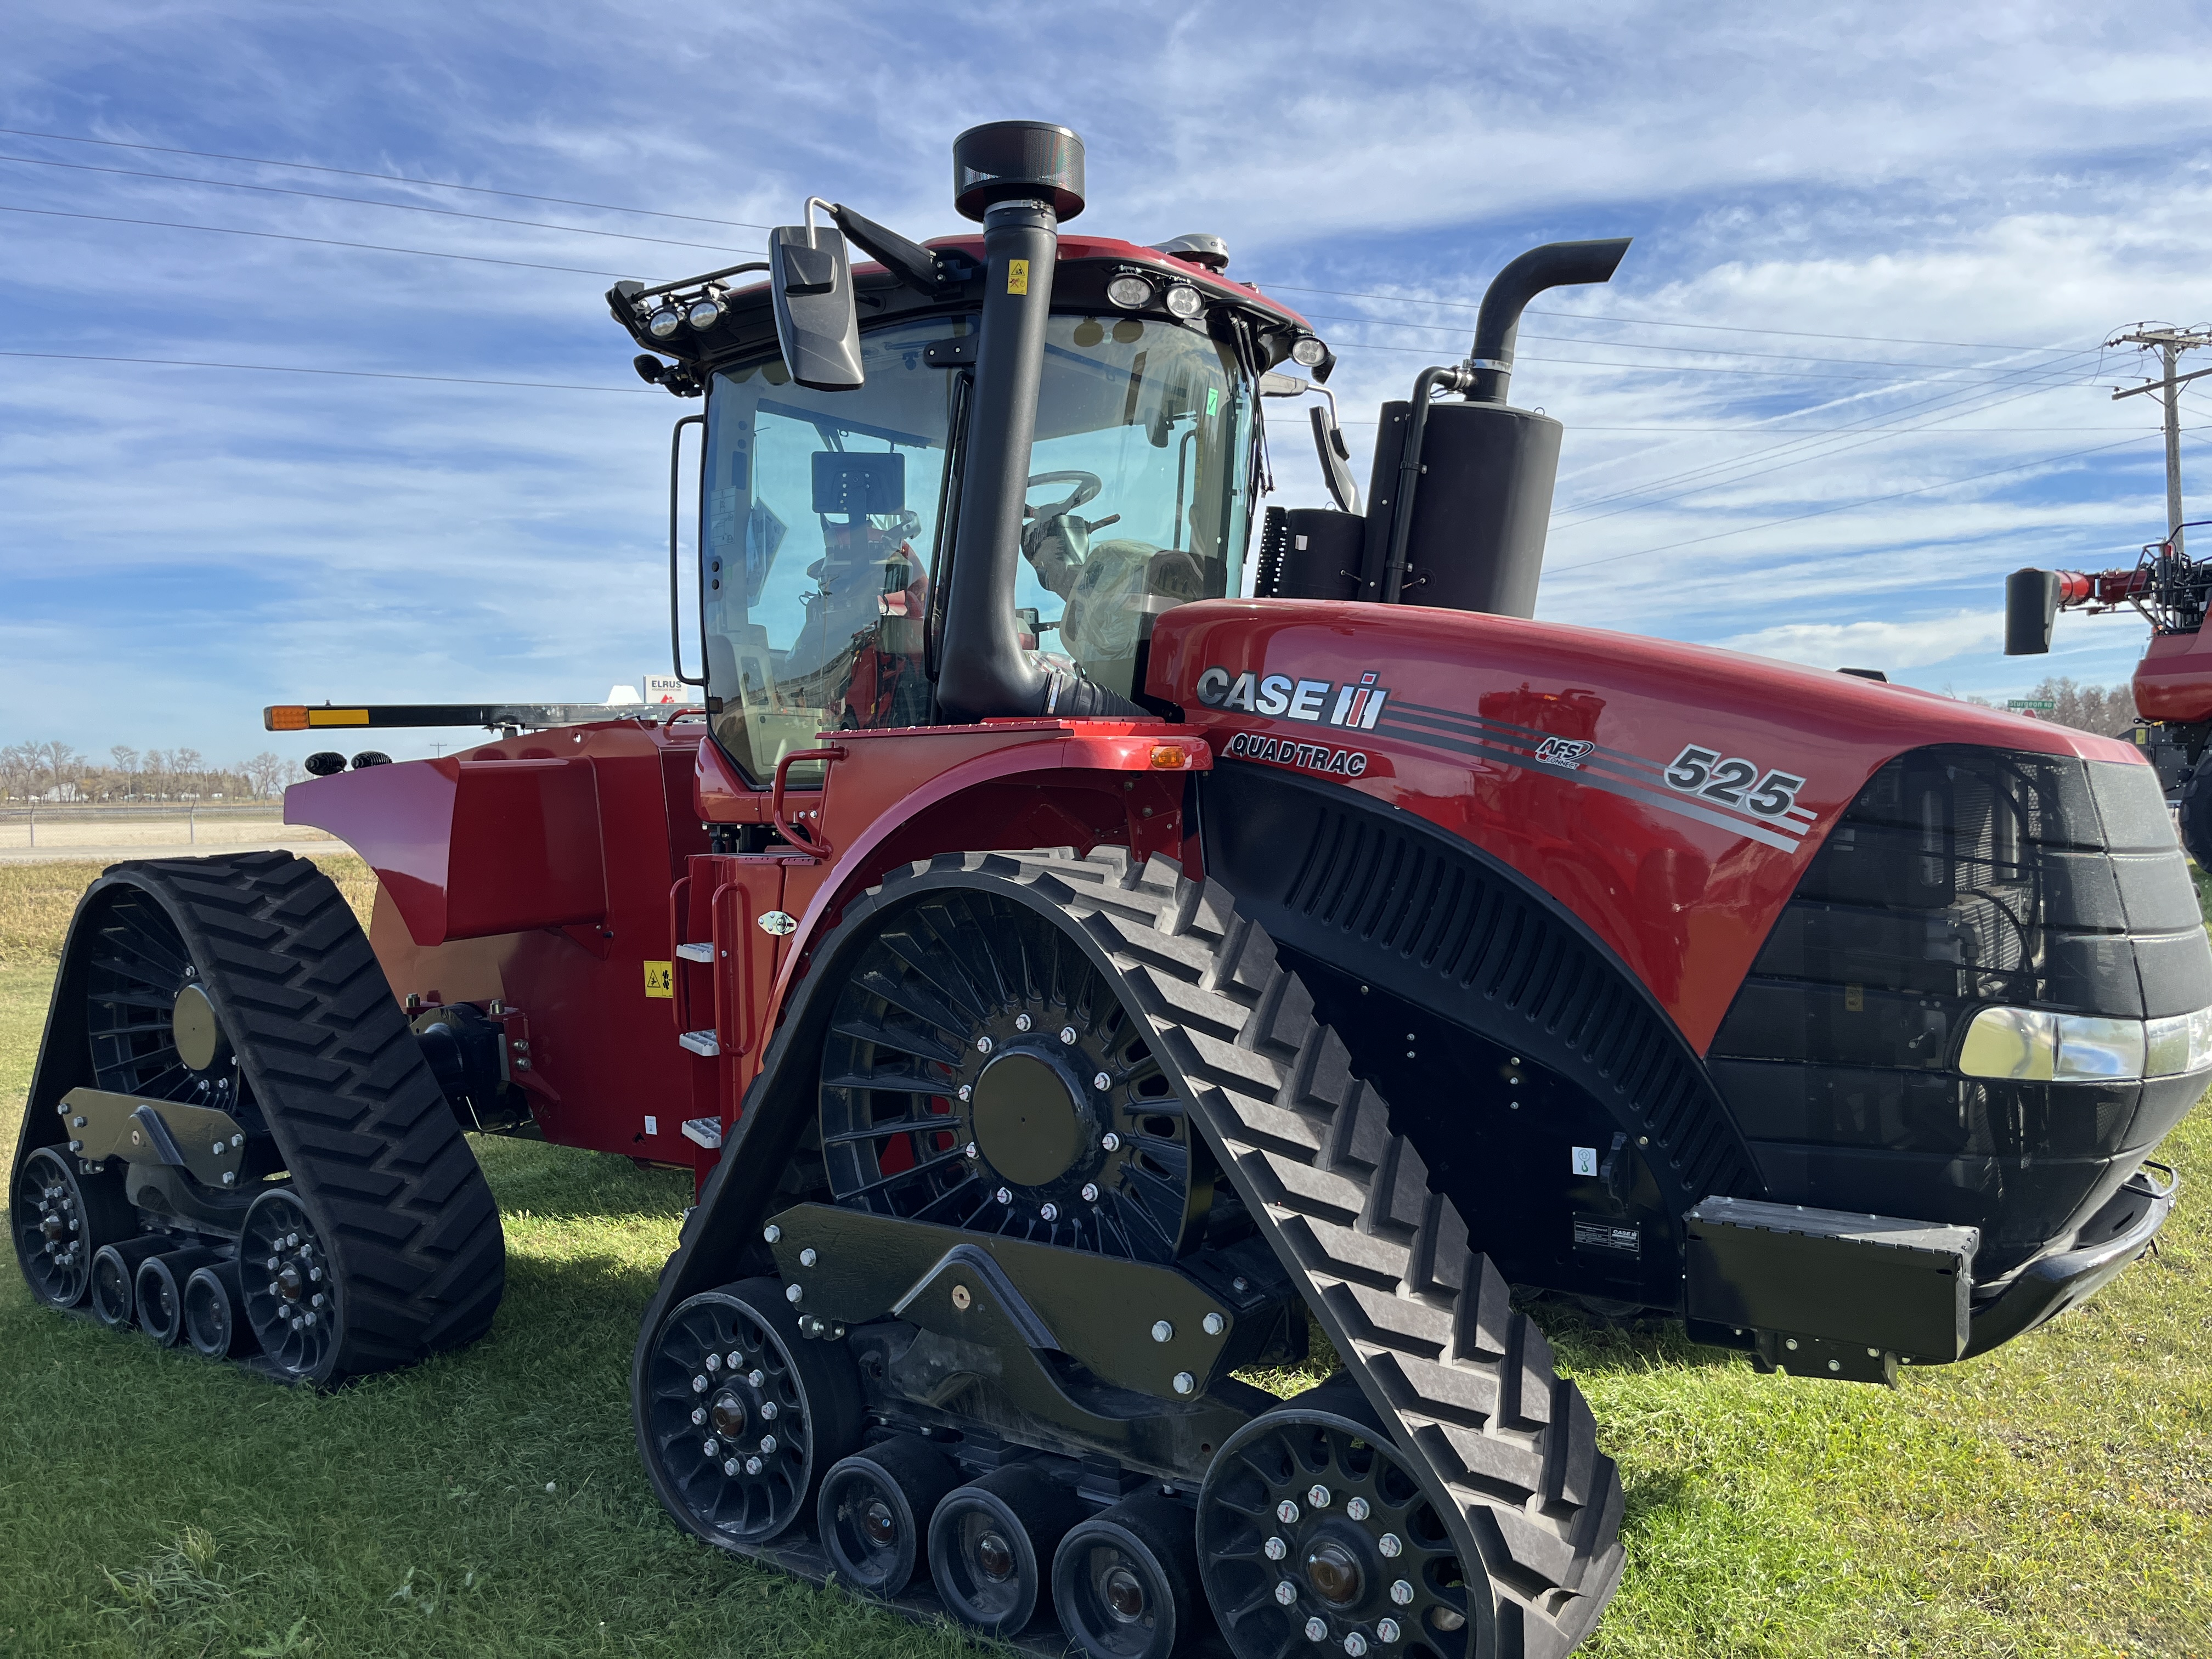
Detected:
[1,856,2205,1657]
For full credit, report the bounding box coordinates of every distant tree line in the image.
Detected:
[2013,677,2135,736]
[0,741,304,803]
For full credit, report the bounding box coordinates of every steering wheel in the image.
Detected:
[1025,470,1102,516]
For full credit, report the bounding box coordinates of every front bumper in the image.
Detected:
[1961,1164,2177,1358]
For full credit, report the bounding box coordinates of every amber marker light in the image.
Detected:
[1149,744,1189,769]
[266,707,309,731]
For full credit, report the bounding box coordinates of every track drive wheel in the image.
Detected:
[241,1190,337,1378]
[640,1280,864,1545]
[11,1145,132,1310]
[1052,1491,1200,1659]
[2181,761,2212,867]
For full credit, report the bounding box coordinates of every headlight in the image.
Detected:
[1164,284,1203,319]
[1106,275,1152,310]
[685,296,723,330]
[647,305,682,340]
[1290,336,1328,367]
[1959,1003,2209,1082]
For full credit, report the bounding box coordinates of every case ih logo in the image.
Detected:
[1533,736,1594,770]
[1193,666,1391,729]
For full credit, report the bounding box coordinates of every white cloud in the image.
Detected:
[1716,610,2004,672]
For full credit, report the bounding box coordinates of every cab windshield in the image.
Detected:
[701,312,1254,780]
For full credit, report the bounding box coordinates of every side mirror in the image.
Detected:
[769,215,864,392]
[1308,398,1361,516]
[2005,568,2061,656]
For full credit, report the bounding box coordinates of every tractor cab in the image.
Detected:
[697,307,1255,781]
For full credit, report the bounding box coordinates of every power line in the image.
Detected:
[0,125,774,230]
[1297,308,2064,374]
[1548,434,2151,573]
[0,151,759,255]
[0,348,654,393]
[1328,335,2093,386]
[1266,283,2079,355]
[0,202,637,277]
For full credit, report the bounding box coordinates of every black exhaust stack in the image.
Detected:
[935,121,1144,723]
[1360,238,1631,618]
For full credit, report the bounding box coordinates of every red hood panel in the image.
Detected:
[1149,600,2143,1052]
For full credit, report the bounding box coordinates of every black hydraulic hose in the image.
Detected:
[1467,238,1632,405]
[1380,364,1471,603]
[935,198,1142,721]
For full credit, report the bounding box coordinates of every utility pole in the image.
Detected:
[2110,323,2212,558]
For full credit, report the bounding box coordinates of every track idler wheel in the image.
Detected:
[641,1279,863,1544]
[12,1145,132,1310]
[1052,1491,1200,1659]
[817,1437,961,1598]
[134,1246,222,1347]
[91,1237,168,1330]
[184,1260,257,1358]
[1200,1382,1469,1659]
[241,1189,337,1378]
[927,1464,1086,1638]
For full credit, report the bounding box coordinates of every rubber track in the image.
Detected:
[1009,849,1626,1659]
[93,851,505,1383]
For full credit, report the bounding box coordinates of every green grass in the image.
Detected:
[1,858,2207,1657]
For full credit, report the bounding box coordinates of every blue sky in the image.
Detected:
[4,1,2211,766]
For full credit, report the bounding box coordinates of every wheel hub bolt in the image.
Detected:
[1346,1497,1369,1521]
[1378,1534,1401,1558]
[706,1353,721,1372]
[798,1248,817,1267]
[1152,1320,1174,1342]
[1173,1372,1195,1393]
[1093,1071,1111,1090]
[702,1438,719,1457]
[267,1281,281,1296]
[976,1036,993,1054]
[1265,1536,1288,1561]
[785,1283,802,1303]
[996,1187,1013,1205]
[965,1142,980,1160]
[759,1435,777,1454]
[1059,1026,1077,1044]
[1040,1203,1058,1221]
[1204,1312,1224,1335]
[958,1086,973,1102]
[760,1401,778,1419]
[1015,1014,1032,1031]
[1376,1619,1400,1644]
[1389,1580,1413,1606]
[745,1457,762,1475]
[1308,1485,1331,1508]
[1345,1637,1368,1656]
[723,1459,741,1477]
[1305,1617,1328,1642]
[727,1351,742,1370]
[1277,1499,1301,1523]
[692,1375,709,1393]
[747,1369,764,1387]
[1274,1581,1297,1606]
[1101,1132,1120,1151]
[1081,1182,1099,1202]
[691,1407,707,1427]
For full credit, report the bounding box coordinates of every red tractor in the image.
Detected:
[16,123,2205,1659]
[2008,524,2212,858]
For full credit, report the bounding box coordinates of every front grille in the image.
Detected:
[1709,744,2210,1276]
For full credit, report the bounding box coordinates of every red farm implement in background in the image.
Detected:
[18,123,2205,1659]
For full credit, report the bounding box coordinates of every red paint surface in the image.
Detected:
[2134,627,2212,723]
[1147,600,2143,1052]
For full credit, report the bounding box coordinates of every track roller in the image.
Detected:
[12,1145,132,1310]
[184,1260,256,1358]
[817,1436,961,1598]
[1052,1490,1200,1659]
[927,1464,1087,1638]
[91,1237,168,1330]
[639,1279,863,1543]
[134,1246,222,1347]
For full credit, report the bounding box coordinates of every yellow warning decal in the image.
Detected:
[643,960,674,998]
[1007,258,1030,296]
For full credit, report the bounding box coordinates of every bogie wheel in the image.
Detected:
[1051,1491,1200,1659]
[2181,761,2212,868]
[927,1463,1086,1637]
[241,1190,338,1378]
[184,1260,256,1358]
[818,1436,961,1598]
[91,1237,168,1330]
[1200,1383,1471,1659]
[135,1246,221,1347]
[12,1146,132,1310]
[641,1280,863,1545]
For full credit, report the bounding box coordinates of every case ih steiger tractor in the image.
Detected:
[2008,522,2212,860]
[16,123,2208,1659]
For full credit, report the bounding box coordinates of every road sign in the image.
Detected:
[642,674,701,706]
[2007,698,2057,712]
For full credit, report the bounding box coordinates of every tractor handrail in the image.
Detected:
[770,747,846,860]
